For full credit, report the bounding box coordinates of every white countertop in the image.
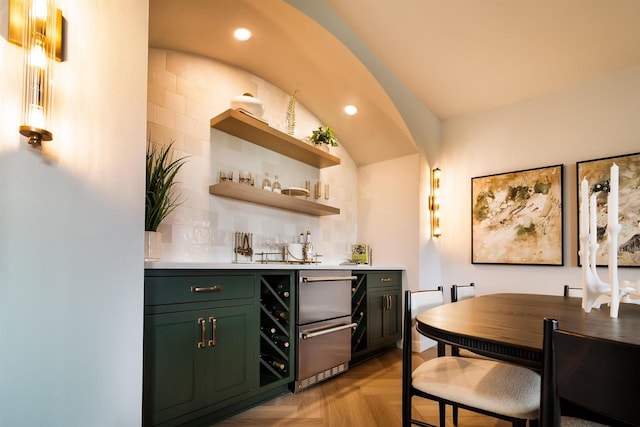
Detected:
[144,261,403,271]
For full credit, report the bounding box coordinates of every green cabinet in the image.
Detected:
[351,271,402,365]
[143,271,257,427]
[144,305,254,426]
[367,287,401,348]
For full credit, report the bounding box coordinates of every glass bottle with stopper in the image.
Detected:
[272,175,282,193]
[262,172,272,191]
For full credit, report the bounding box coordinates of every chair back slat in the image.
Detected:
[411,288,444,321]
[542,318,640,427]
[451,283,475,302]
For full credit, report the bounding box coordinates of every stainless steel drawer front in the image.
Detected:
[297,279,352,324]
[297,316,353,380]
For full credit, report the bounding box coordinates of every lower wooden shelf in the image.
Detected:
[209,181,340,216]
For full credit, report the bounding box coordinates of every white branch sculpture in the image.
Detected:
[579,164,640,318]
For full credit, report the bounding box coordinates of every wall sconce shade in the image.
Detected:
[10,0,61,147]
[9,0,62,61]
[429,167,441,237]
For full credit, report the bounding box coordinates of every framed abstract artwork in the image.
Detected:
[472,164,564,265]
[577,152,640,267]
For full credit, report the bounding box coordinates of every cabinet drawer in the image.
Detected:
[145,274,255,306]
[367,272,401,289]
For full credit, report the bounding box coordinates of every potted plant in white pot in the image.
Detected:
[145,141,188,261]
[310,126,339,151]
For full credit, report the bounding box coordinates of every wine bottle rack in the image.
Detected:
[351,274,367,353]
[258,273,295,387]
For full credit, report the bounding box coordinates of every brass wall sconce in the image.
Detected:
[9,0,63,147]
[429,168,441,237]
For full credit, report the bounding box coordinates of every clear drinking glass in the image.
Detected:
[239,170,251,185]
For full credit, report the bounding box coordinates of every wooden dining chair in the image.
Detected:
[402,289,540,427]
[541,318,640,427]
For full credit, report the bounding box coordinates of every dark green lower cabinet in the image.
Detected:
[368,288,401,349]
[143,304,255,426]
[351,271,402,365]
[144,270,295,426]
[143,269,402,424]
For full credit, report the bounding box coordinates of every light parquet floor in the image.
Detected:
[213,347,512,427]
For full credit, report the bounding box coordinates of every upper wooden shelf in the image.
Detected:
[209,182,340,216]
[210,109,341,169]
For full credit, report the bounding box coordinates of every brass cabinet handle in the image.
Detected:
[382,294,390,310]
[208,317,217,347]
[197,317,206,349]
[383,294,392,310]
[190,285,222,293]
[381,277,392,283]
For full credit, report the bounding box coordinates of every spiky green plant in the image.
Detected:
[145,141,189,232]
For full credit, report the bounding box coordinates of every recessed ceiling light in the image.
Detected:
[344,105,358,116]
[233,28,252,41]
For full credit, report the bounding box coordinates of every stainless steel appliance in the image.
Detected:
[294,270,357,392]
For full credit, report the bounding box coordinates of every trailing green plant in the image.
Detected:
[145,141,189,232]
[310,126,338,147]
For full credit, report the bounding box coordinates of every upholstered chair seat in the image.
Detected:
[559,417,608,427]
[412,356,540,421]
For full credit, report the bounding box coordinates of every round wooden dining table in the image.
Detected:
[416,293,640,369]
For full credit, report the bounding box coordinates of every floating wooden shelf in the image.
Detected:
[210,109,341,169]
[209,182,340,216]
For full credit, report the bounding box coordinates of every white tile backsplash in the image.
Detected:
[147,49,358,264]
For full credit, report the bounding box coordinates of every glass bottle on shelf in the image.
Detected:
[262,172,272,191]
[272,175,282,193]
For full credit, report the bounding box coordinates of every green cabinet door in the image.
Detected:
[382,288,401,341]
[143,310,207,426]
[144,304,256,426]
[204,304,256,404]
[367,287,401,349]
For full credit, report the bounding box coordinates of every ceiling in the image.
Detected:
[149,0,640,166]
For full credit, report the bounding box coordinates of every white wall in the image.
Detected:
[0,1,148,425]
[358,153,441,351]
[147,49,358,265]
[358,154,421,278]
[440,67,640,297]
